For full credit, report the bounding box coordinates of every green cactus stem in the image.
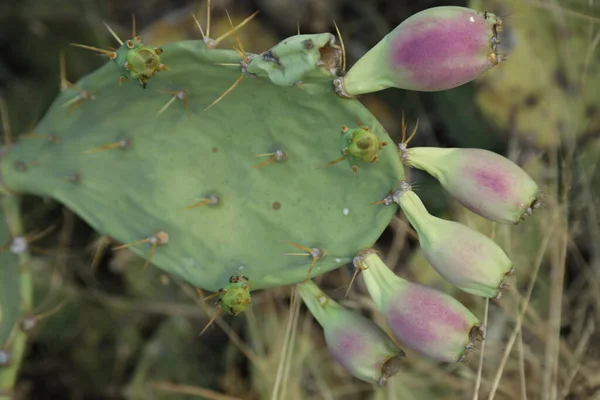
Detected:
[0,196,32,400]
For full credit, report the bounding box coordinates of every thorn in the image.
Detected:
[184,194,220,210]
[112,231,169,251]
[251,150,286,168]
[82,139,130,154]
[370,199,389,206]
[213,11,259,48]
[352,165,359,175]
[61,88,95,114]
[332,20,346,73]
[23,225,57,245]
[204,73,244,111]
[192,13,208,41]
[142,243,158,270]
[90,236,110,273]
[201,291,221,302]
[29,299,69,324]
[399,113,419,151]
[283,241,325,281]
[59,52,71,91]
[199,307,222,336]
[224,9,248,63]
[103,22,123,45]
[156,63,169,72]
[316,154,347,170]
[19,133,60,143]
[112,231,168,271]
[157,90,190,119]
[0,96,12,147]
[132,13,136,39]
[71,43,117,60]
[344,265,361,299]
[119,76,127,86]
[206,0,212,38]
[0,225,57,254]
[406,118,419,144]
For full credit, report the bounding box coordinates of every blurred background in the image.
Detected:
[0,0,599,399]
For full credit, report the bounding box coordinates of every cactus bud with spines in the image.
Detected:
[217,275,252,316]
[334,6,503,97]
[386,181,513,298]
[72,24,168,88]
[355,249,484,363]
[401,147,542,224]
[297,280,404,386]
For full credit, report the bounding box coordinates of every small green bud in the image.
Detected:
[342,125,386,164]
[355,249,483,363]
[402,147,541,224]
[115,38,168,88]
[297,280,404,386]
[217,275,251,316]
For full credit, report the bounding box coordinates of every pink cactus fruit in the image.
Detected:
[335,6,503,96]
[387,181,513,298]
[297,280,404,386]
[355,249,484,363]
[401,147,542,224]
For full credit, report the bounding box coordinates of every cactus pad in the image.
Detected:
[0,38,404,292]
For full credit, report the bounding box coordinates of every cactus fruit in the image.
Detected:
[400,146,542,224]
[354,249,484,363]
[297,280,404,386]
[334,6,504,97]
[377,181,514,298]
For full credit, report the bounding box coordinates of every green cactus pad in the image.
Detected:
[246,33,340,86]
[0,38,404,292]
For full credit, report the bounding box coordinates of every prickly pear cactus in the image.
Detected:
[0,32,402,293]
[1,4,540,389]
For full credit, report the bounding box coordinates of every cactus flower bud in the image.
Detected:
[355,249,484,362]
[297,280,404,386]
[389,181,513,298]
[401,147,542,224]
[334,6,503,97]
